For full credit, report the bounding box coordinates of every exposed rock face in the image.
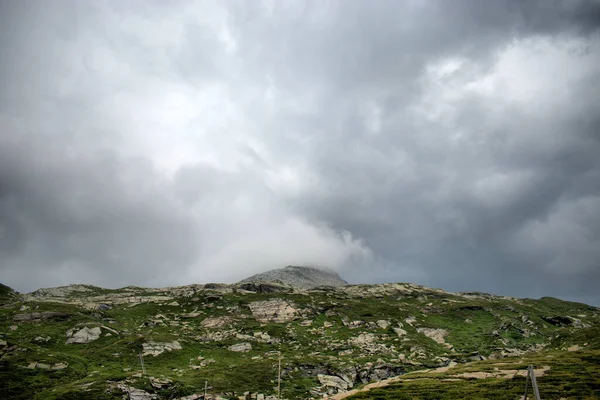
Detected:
[66,326,102,344]
[29,284,96,298]
[417,328,452,349]
[249,299,297,323]
[27,362,68,370]
[14,312,71,322]
[149,377,173,389]
[318,374,352,391]
[349,333,374,345]
[142,341,182,356]
[238,282,289,293]
[238,266,348,289]
[200,316,234,328]
[228,342,252,352]
[11,277,600,399]
[117,384,158,400]
[180,312,201,319]
[0,282,19,305]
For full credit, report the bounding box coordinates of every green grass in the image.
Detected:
[348,349,600,400]
[1,284,599,399]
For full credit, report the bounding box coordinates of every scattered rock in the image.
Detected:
[201,316,234,328]
[52,362,68,370]
[175,395,203,400]
[393,327,407,337]
[26,362,68,370]
[33,336,51,343]
[66,326,102,344]
[228,342,252,352]
[149,377,173,389]
[180,312,201,319]
[117,384,158,400]
[345,320,366,329]
[376,320,390,329]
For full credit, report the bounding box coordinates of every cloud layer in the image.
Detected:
[1,0,599,304]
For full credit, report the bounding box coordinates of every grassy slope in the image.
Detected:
[348,342,600,399]
[0,284,599,399]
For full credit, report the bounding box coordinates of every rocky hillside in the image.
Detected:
[1,278,599,399]
[238,266,348,289]
[0,283,18,306]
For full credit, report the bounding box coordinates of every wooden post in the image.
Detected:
[138,353,146,375]
[277,351,282,399]
[204,380,208,400]
[528,366,541,400]
[523,369,529,400]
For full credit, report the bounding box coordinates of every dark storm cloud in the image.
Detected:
[0,138,199,290]
[0,0,599,304]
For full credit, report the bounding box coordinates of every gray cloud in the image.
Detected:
[1,0,599,305]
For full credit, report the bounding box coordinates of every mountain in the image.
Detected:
[238,265,348,289]
[0,277,599,399]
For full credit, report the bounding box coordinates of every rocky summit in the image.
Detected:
[1,273,599,400]
[238,266,348,289]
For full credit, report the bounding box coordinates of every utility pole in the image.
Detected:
[529,365,541,400]
[523,365,541,400]
[277,351,282,399]
[138,353,146,375]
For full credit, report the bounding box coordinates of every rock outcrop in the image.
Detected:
[66,326,102,344]
[318,374,352,391]
[142,341,182,357]
[228,342,252,352]
[417,328,453,349]
[14,312,72,322]
[249,299,297,323]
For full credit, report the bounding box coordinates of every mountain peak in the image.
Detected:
[238,265,348,289]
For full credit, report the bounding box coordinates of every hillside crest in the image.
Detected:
[237,265,348,289]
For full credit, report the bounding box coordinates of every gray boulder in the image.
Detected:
[66,326,102,344]
[228,342,252,352]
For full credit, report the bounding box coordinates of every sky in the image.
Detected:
[1,0,599,305]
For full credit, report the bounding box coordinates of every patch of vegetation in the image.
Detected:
[1,283,599,399]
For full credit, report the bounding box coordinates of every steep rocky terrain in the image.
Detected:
[238,266,348,289]
[0,283,18,306]
[1,274,599,399]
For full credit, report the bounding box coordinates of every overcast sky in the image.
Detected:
[1,0,599,305]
